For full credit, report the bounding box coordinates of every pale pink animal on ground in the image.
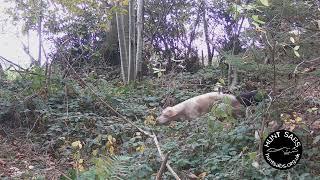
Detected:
[157,92,242,124]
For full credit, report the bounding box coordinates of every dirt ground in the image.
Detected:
[0,128,69,179]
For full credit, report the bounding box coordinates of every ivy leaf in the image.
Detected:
[260,0,270,6]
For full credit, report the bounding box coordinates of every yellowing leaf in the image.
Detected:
[144,115,156,125]
[121,0,129,6]
[106,141,112,148]
[92,149,98,156]
[136,145,145,153]
[198,172,207,178]
[109,146,115,155]
[292,112,297,118]
[77,164,85,172]
[78,159,84,164]
[71,141,82,149]
[295,117,302,123]
[107,135,113,142]
[107,135,116,144]
[259,0,269,6]
[218,78,225,85]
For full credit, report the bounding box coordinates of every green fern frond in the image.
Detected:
[79,155,132,180]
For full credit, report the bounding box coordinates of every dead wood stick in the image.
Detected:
[153,134,181,180]
[293,56,320,74]
[0,55,26,70]
[156,152,170,180]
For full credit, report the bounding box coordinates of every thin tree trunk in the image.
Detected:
[26,30,36,65]
[121,13,129,65]
[202,0,212,66]
[201,50,204,66]
[135,0,144,80]
[116,6,129,83]
[187,3,201,58]
[132,2,136,79]
[37,0,43,66]
[128,0,135,82]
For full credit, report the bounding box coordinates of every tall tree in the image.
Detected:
[37,0,43,66]
[116,4,129,83]
[128,0,135,82]
[135,0,144,79]
[186,1,201,58]
[202,0,213,66]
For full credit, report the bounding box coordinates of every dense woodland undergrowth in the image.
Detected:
[0,57,320,179]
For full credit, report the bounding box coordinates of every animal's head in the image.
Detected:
[156,107,177,124]
[236,90,268,106]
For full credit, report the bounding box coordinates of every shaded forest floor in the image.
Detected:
[0,129,66,179]
[0,61,320,179]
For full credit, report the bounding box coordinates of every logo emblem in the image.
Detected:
[262,130,302,170]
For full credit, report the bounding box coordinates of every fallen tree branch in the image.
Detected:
[0,55,27,71]
[153,134,181,180]
[293,56,320,74]
[156,152,170,180]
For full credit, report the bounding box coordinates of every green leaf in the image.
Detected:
[259,0,270,6]
[248,152,257,160]
[252,15,265,24]
[252,22,260,28]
